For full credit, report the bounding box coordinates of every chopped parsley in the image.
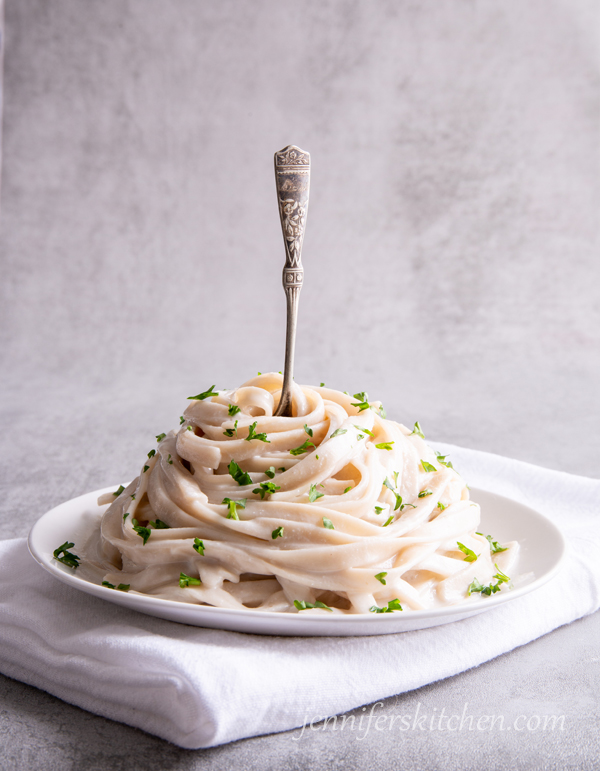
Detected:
[143,465,149,473]
[343,486,352,494]
[53,541,80,569]
[228,459,253,486]
[457,542,478,562]
[132,519,151,545]
[476,533,508,554]
[320,382,325,387]
[290,438,314,455]
[435,452,454,470]
[228,404,241,417]
[223,420,238,437]
[112,485,125,497]
[147,449,156,459]
[222,497,246,520]
[421,460,437,473]
[193,538,205,555]
[179,572,202,587]
[468,566,510,596]
[418,489,433,498]
[437,501,447,511]
[265,466,276,479]
[377,404,387,419]
[353,425,374,437]
[375,572,387,585]
[304,424,313,437]
[294,600,332,612]
[272,526,284,539]
[278,467,286,473]
[187,426,193,432]
[329,428,347,439]
[149,519,170,529]
[411,421,425,439]
[309,484,324,502]
[253,482,280,500]
[179,415,185,425]
[374,506,384,515]
[102,581,130,591]
[322,517,334,529]
[370,599,403,613]
[375,441,394,451]
[383,515,394,527]
[187,385,218,401]
[156,433,167,443]
[351,392,370,412]
[383,477,415,512]
[167,454,173,465]
[246,421,270,443]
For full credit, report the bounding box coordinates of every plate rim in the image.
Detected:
[27,484,568,629]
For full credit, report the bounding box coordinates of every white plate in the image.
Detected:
[28,486,566,637]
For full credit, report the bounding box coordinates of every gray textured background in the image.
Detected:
[0,0,598,768]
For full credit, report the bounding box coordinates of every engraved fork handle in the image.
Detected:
[273,145,310,417]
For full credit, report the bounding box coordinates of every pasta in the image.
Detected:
[88,374,519,614]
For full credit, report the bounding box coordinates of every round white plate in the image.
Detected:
[28,486,566,637]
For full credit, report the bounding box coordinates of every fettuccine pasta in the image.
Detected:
[88,374,518,614]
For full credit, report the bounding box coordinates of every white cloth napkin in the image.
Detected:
[0,445,598,749]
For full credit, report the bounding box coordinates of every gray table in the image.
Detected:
[1,0,598,767]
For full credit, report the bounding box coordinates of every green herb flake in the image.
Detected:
[149,519,170,529]
[101,581,115,589]
[293,600,333,612]
[132,519,151,545]
[246,421,270,443]
[278,467,286,473]
[304,424,314,437]
[179,572,202,587]
[155,433,166,443]
[378,405,387,419]
[147,449,156,459]
[421,460,437,473]
[343,486,352,494]
[383,515,394,527]
[102,581,129,591]
[374,506,384,515]
[265,466,276,479]
[351,392,371,412]
[411,421,425,439]
[113,485,125,497]
[271,526,284,539]
[418,489,433,498]
[322,517,334,529]
[187,385,218,401]
[481,534,508,554]
[222,497,246,519]
[130,494,136,500]
[143,465,149,473]
[187,426,193,432]
[329,428,348,439]
[319,382,325,387]
[228,404,241,417]
[179,415,185,425]
[309,484,325,503]
[53,541,80,569]
[375,442,394,451]
[193,538,205,555]
[228,459,253,486]
[435,452,455,470]
[457,542,478,562]
[375,572,387,585]
[353,425,374,437]
[223,420,238,437]
[370,598,403,613]
[253,482,280,500]
[167,454,173,465]
[290,438,314,456]
[437,501,447,511]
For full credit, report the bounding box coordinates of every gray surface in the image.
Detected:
[0,0,598,768]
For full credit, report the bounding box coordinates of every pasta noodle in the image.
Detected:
[88,374,519,614]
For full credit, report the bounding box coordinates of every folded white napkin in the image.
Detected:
[0,445,598,749]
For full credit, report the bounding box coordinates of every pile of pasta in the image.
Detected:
[92,374,518,614]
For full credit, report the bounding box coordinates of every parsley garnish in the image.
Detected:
[457,542,478,562]
[272,526,284,539]
[351,392,370,411]
[132,519,151,545]
[112,485,125,497]
[147,449,156,458]
[370,599,403,613]
[378,405,387,419]
[246,421,270,443]
[383,515,394,527]
[353,425,374,437]
[329,428,347,439]
[418,489,433,498]
[143,465,149,473]
[253,482,280,500]
[290,438,314,455]
[149,519,170,529]
[228,459,253,486]
[187,426,193,432]
[320,382,325,387]
[167,454,173,465]
[193,538,205,555]
[179,572,202,587]
[156,433,166,443]
[437,501,447,511]
[343,486,352,494]
[375,572,387,585]
[265,466,276,479]
[468,566,510,596]
[278,467,286,472]
[411,421,425,439]
[222,497,246,519]
[309,484,324,503]
[179,416,185,425]
[421,460,437,473]
[476,533,508,554]
[294,600,332,612]
[102,581,130,591]
[435,452,454,470]
[228,404,241,416]
[304,424,313,437]
[374,506,384,515]
[53,541,80,569]
[223,420,238,437]
[375,442,394,451]
[187,385,218,401]
[322,517,334,529]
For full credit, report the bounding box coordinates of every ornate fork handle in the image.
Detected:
[273,145,310,417]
